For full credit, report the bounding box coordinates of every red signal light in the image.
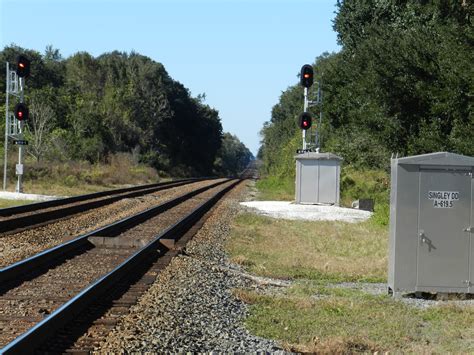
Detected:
[298,112,312,130]
[14,103,29,121]
[300,64,314,88]
[16,55,31,78]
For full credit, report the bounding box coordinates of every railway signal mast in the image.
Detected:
[298,64,322,153]
[295,64,341,206]
[3,55,30,192]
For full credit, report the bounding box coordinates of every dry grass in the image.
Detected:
[227,211,474,352]
[3,153,159,196]
[284,336,379,354]
[230,254,255,267]
[20,181,113,197]
[228,212,387,282]
[235,284,474,353]
[231,288,261,305]
[1,153,163,198]
[0,199,34,209]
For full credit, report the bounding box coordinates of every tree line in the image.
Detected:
[259,0,473,177]
[0,46,253,177]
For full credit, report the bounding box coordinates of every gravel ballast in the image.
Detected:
[89,179,474,352]
[97,181,282,353]
[0,180,224,268]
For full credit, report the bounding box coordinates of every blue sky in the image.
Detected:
[1,0,340,155]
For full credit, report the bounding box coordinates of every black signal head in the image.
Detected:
[298,112,312,130]
[14,103,29,121]
[300,64,313,88]
[16,55,31,78]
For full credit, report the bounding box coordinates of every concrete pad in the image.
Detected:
[0,190,61,201]
[240,201,372,223]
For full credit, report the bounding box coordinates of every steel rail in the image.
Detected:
[0,178,200,217]
[0,179,240,354]
[0,178,207,234]
[0,178,229,285]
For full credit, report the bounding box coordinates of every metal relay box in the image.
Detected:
[294,152,342,205]
[388,152,474,296]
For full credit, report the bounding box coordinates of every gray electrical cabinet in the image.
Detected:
[388,152,474,297]
[295,152,342,205]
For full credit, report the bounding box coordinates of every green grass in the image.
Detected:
[339,167,390,207]
[21,181,116,197]
[238,284,473,353]
[255,176,294,201]
[340,167,390,227]
[0,199,35,208]
[227,178,473,352]
[228,213,387,283]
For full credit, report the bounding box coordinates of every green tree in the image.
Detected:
[259,0,473,177]
[214,133,253,176]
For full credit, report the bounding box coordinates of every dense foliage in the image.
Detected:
[259,0,473,178]
[214,133,254,176]
[0,46,252,177]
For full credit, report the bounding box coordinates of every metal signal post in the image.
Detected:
[298,64,323,153]
[3,63,9,191]
[299,64,318,152]
[302,87,309,150]
[300,64,313,151]
[315,82,322,151]
[4,57,30,192]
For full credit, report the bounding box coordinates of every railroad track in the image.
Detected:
[239,160,259,180]
[0,179,221,268]
[0,178,241,354]
[0,178,203,235]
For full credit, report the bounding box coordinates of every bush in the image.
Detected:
[64,175,78,187]
[5,153,159,189]
[370,202,390,227]
[255,175,294,201]
[340,167,390,227]
[340,167,390,207]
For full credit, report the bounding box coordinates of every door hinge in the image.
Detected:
[464,227,473,233]
[419,230,427,243]
[462,280,472,286]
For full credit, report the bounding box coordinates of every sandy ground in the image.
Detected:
[0,191,60,201]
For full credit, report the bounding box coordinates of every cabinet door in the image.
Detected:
[300,161,318,203]
[318,161,337,204]
[417,170,471,289]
